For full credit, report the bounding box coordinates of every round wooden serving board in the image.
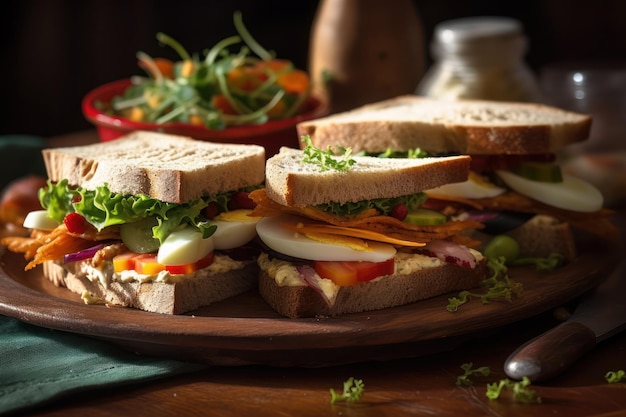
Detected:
[0,233,620,367]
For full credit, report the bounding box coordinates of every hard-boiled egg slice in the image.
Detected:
[212,209,260,250]
[426,172,506,199]
[22,210,60,230]
[256,214,396,262]
[157,226,214,265]
[496,170,604,212]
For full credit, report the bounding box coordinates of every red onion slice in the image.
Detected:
[296,264,334,308]
[63,243,109,264]
[458,210,500,223]
[420,239,477,269]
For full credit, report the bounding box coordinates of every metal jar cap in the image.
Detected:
[434,16,523,44]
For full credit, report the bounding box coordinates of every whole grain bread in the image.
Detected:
[43,259,258,315]
[42,131,266,203]
[297,95,592,155]
[258,260,486,318]
[265,147,471,207]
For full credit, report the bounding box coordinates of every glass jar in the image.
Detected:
[416,16,541,102]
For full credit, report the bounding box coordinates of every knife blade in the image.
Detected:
[504,260,626,382]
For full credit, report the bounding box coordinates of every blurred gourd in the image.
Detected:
[309,0,426,113]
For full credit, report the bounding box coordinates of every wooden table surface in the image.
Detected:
[12,132,626,416]
[21,311,626,417]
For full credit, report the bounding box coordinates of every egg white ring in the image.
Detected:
[256,214,396,262]
[23,210,60,230]
[426,174,506,199]
[212,219,259,250]
[496,170,604,212]
[157,227,215,265]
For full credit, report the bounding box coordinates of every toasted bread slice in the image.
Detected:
[42,131,266,203]
[43,258,258,315]
[265,147,471,207]
[257,255,487,318]
[297,95,592,155]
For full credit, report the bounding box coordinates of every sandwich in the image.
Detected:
[248,143,488,318]
[297,96,618,262]
[1,131,265,314]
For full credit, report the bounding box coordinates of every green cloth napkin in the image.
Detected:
[0,316,208,415]
[0,137,209,414]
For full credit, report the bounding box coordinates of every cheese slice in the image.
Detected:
[282,220,426,247]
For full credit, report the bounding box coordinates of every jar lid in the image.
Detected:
[434,16,522,44]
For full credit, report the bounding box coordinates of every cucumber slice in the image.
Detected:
[120,217,160,253]
[510,161,563,183]
[404,209,447,226]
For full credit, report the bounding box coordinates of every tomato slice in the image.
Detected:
[314,261,358,286]
[313,258,395,286]
[134,254,166,275]
[165,252,215,274]
[112,252,214,275]
[112,252,137,272]
[352,258,395,282]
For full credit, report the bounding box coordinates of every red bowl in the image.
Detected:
[82,79,328,157]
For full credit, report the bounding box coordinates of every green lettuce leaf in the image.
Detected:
[316,192,428,217]
[39,179,217,243]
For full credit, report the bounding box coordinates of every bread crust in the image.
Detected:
[297,95,592,155]
[265,147,471,207]
[42,131,266,203]
[43,259,258,315]
[258,260,486,318]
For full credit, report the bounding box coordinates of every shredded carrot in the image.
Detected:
[1,223,121,271]
[25,231,95,270]
[281,220,426,247]
[424,192,485,210]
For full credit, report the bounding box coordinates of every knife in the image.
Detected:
[504,260,626,382]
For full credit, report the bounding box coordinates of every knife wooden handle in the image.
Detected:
[504,321,597,382]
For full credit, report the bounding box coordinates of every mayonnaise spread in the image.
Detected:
[258,249,483,307]
[65,253,247,289]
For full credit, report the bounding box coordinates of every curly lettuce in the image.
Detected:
[316,192,428,217]
[39,179,216,243]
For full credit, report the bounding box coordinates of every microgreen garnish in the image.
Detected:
[301,135,356,172]
[447,256,523,312]
[330,377,365,404]
[605,370,626,383]
[108,12,310,129]
[510,253,564,271]
[456,363,491,387]
[373,147,429,159]
[486,377,542,404]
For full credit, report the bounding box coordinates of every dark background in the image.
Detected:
[2,0,625,138]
